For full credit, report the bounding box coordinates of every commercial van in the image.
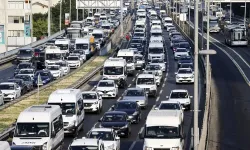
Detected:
[139,109,184,150]
[92,29,106,50]
[55,39,70,56]
[75,35,96,59]
[12,105,64,150]
[117,49,136,76]
[148,42,165,61]
[47,89,85,137]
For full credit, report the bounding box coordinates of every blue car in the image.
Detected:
[33,70,54,86]
[11,145,36,150]
[177,56,193,68]
[98,111,132,137]
[111,101,141,124]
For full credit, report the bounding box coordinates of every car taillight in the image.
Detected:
[35,52,39,57]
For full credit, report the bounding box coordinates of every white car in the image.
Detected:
[95,80,118,98]
[166,89,193,110]
[82,91,103,114]
[150,58,166,72]
[0,82,21,101]
[136,74,157,97]
[17,68,35,79]
[0,90,4,105]
[67,55,83,68]
[87,128,120,150]
[55,61,70,75]
[175,68,194,84]
[135,54,145,69]
[174,48,189,60]
[155,100,184,122]
[143,64,163,86]
[47,65,64,79]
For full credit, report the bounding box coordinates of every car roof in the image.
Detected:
[160,100,180,104]
[104,111,127,115]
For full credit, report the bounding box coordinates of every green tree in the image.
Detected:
[33,18,47,39]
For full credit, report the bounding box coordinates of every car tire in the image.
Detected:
[186,105,191,111]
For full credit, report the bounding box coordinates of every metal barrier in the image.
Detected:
[0,30,65,65]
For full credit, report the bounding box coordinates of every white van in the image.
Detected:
[92,29,105,50]
[47,89,85,137]
[102,57,127,87]
[139,109,184,150]
[148,42,165,61]
[75,36,95,59]
[0,141,10,150]
[164,17,173,30]
[117,49,136,76]
[136,74,157,97]
[55,39,70,56]
[12,105,64,150]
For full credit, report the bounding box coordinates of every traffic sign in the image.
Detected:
[37,74,43,86]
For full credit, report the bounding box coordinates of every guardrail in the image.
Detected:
[0,30,65,65]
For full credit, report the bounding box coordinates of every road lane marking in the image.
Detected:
[162,83,165,87]
[156,97,160,102]
[128,141,137,150]
[160,89,163,94]
[136,73,139,76]
[128,84,131,87]
[117,97,122,101]
[132,78,135,82]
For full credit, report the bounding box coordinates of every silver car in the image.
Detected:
[121,88,148,109]
[135,54,145,69]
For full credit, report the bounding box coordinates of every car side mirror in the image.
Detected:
[115,136,120,140]
[94,85,97,89]
[115,85,118,88]
[154,107,159,110]
[166,96,169,99]
[190,96,193,98]
[175,72,177,75]
[142,68,145,71]
[182,107,185,110]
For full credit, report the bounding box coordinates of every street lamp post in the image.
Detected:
[230,0,231,23]
[59,0,62,30]
[48,0,51,36]
[240,0,247,26]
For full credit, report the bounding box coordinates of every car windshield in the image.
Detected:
[176,49,187,52]
[48,103,76,115]
[8,79,22,85]
[104,66,123,75]
[125,89,144,96]
[151,59,164,63]
[115,102,137,109]
[69,146,98,150]
[118,56,133,63]
[151,32,162,36]
[14,123,50,137]
[148,48,164,54]
[47,66,59,70]
[131,39,142,44]
[19,49,32,55]
[19,70,33,74]
[130,44,141,48]
[180,64,193,68]
[178,69,192,74]
[15,75,31,81]
[137,78,154,85]
[134,33,144,37]
[55,62,67,67]
[88,131,114,141]
[17,64,31,69]
[170,92,188,98]
[68,57,79,60]
[55,44,68,50]
[159,103,180,110]
[76,44,88,50]
[46,54,61,60]
[0,84,15,90]
[92,33,103,39]
[82,93,97,99]
[145,65,160,70]
[179,43,190,48]
[102,114,126,122]
[135,29,143,32]
[135,25,144,28]
[135,56,143,60]
[102,26,111,29]
[98,81,114,87]
[145,126,180,138]
[35,72,50,76]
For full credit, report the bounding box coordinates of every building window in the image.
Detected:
[8,16,24,23]
[8,30,24,37]
[8,1,24,9]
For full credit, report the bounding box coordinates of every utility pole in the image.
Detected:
[30,0,33,44]
[194,0,199,148]
[120,0,123,37]
[229,0,231,23]
[76,0,78,20]
[201,0,204,49]
[48,0,51,36]
[60,0,62,30]
[70,0,72,22]
[4,0,8,52]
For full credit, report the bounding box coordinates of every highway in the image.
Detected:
[59,15,205,149]
[188,10,250,149]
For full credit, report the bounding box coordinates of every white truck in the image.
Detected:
[101,57,127,88]
[139,109,184,150]
[47,89,85,137]
[148,42,165,61]
[45,46,64,66]
[92,29,106,50]
[12,105,64,150]
[75,36,96,59]
[117,49,136,76]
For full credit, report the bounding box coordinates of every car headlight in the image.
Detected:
[176,76,180,79]
[42,142,47,150]
[172,147,180,150]
[99,124,103,128]
[144,147,153,150]
[94,101,98,104]
[68,120,76,127]
[112,89,116,92]
[191,75,194,78]
[106,144,114,150]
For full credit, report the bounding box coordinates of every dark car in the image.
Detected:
[179,63,194,71]
[177,56,193,68]
[111,101,141,124]
[34,48,46,70]
[46,39,56,46]
[98,111,131,137]
[14,62,34,76]
[129,42,143,53]
[8,78,28,95]
[178,42,192,53]
[171,38,186,48]
[16,48,34,64]
[14,75,34,91]
[33,70,54,86]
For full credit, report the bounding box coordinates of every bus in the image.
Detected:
[224,24,248,46]
[203,16,221,33]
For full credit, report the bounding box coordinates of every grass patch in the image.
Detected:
[0,56,108,133]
